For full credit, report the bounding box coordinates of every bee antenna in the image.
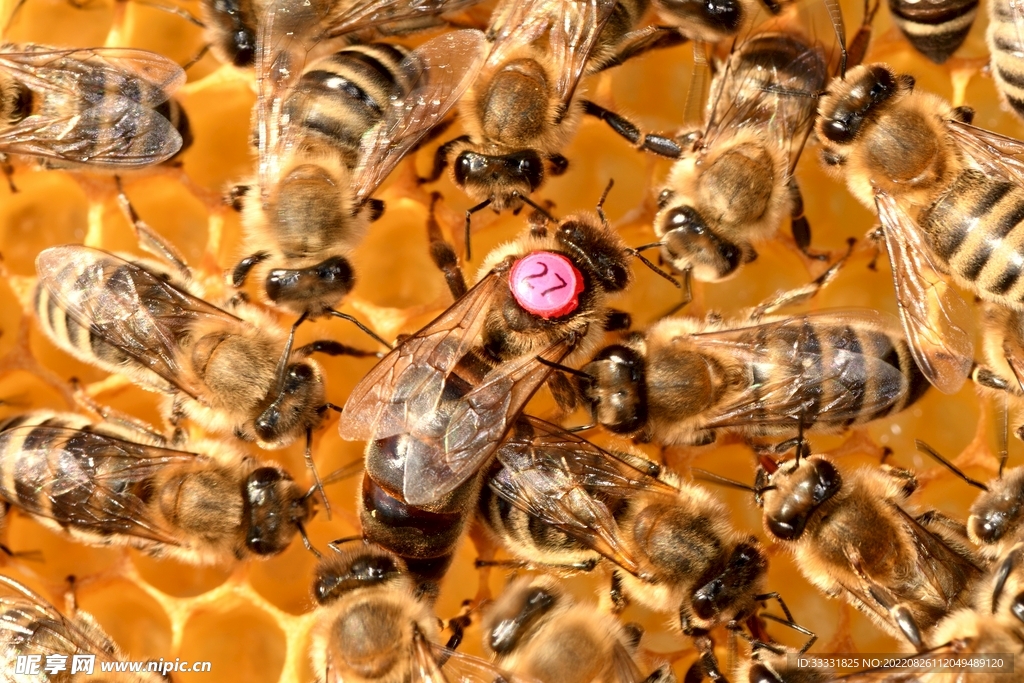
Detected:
[296,520,322,559]
[915,439,989,491]
[596,179,615,224]
[999,392,1010,479]
[626,247,681,289]
[691,468,756,493]
[328,536,366,554]
[517,194,557,224]
[306,428,332,520]
[535,356,593,381]
[325,308,391,349]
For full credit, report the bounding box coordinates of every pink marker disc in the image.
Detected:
[510,251,585,319]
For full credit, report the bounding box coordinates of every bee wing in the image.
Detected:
[0,425,196,545]
[338,270,504,442]
[35,246,237,400]
[690,311,913,429]
[492,416,674,575]
[948,119,1024,187]
[403,332,576,506]
[875,191,974,394]
[0,47,185,106]
[484,0,557,67]
[254,0,334,193]
[702,36,827,170]
[610,642,646,683]
[0,96,183,167]
[351,29,486,202]
[420,640,541,683]
[547,0,617,112]
[323,0,484,40]
[0,575,118,658]
[895,506,983,608]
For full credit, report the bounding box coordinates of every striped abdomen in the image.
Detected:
[743,318,929,430]
[0,412,158,535]
[920,169,1024,306]
[988,0,1024,121]
[285,42,412,166]
[888,0,978,64]
[33,256,176,394]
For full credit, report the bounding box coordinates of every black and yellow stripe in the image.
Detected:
[889,0,978,64]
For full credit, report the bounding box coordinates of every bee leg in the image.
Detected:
[659,267,693,319]
[688,630,727,681]
[418,135,469,185]
[915,509,970,539]
[611,571,629,613]
[115,176,191,277]
[746,237,855,320]
[589,26,689,73]
[426,191,467,298]
[641,666,677,683]
[787,178,829,262]
[305,427,331,520]
[296,340,383,360]
[444,601,474,651]
[991,544,1023,607]
[845,0,881,72]
[0,154,16,193]
[755,595,818,653]
[181,42,211,72]
[69,377,169,445]
[581,100,683,158]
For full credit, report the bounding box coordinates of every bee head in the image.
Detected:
[579,345,647,434]
[653,0,743,42]
[484,579,559,655]
[254,362,325,445]
[554,215,632,293]
[243,467,311,555]
[265,256,356,315]
[453,149,545,210]
[760,456,842,541]
[312,546,404,605]
[691,541,767,622]
[818,65,912,146]
[657,201,751,281]
[968,470,1024,545]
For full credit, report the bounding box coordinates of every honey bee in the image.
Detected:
[198,0,483,68]
[0,44,187,170]
[573,309,929,447]
[726,647,834,683]
[647,4,846,287]
[989,0,1024,125]
[0,574,164,683]
[754,453,983,650]
[481,575,676,683]
[814,63,1024,394]
[33,246,363,462]
[0,410,315,564]
[308,542,532,683]
[420,0,677,253]
[228,0,486,317]
[481,416,771,680]
[888,0,977,64]
[971,303,1024,441]
[339,197,638,581]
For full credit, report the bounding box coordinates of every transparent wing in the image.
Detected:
[0,47,185,106]
[0,575,117,659]
[403,333,575,506]
[254,0,334,193]
[876,192,974,394]
[702,33,829,171]
[339,271,504,442]
[0,96,183,167]
[324,0,485,40]
[610,642,646,683]
[492,416,675,576]
[948,118,1024,187]
[35,246,240,400]
[898,507,983,609]
[547,0,616,113]
[688,311,912,428]
[484,0,559,69]
[421,640,542,683]
[0,425,196,544]
[351,29,486,201]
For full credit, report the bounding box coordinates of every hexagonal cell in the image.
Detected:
[179,600,286,683]
[77,577,173,662]
[130,551,232,599]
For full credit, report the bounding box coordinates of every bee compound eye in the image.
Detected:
[509,251,585,319]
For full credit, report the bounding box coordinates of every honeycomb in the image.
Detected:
[0,0,1014,680]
